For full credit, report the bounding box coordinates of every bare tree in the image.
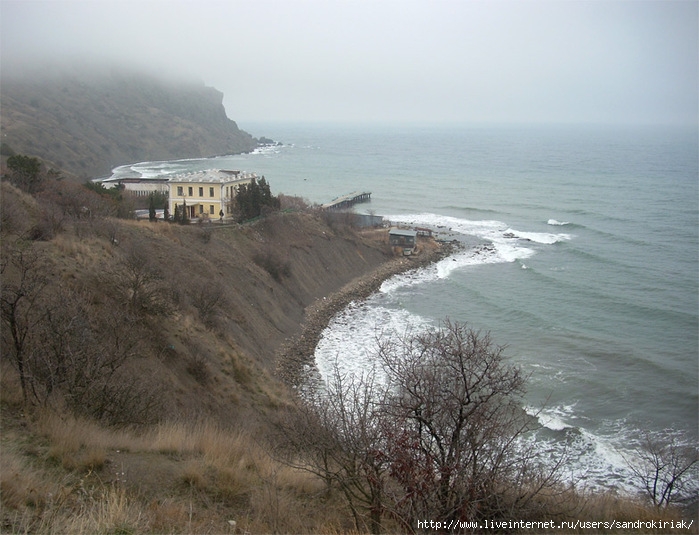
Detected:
[189,279,225,328]
[1,242,162,424]
[625,431,699,509]
[0,244,49,401]
[101,242,172,317]
[279,365,390,534]
[280,321,566,534]
[377,321,556,529]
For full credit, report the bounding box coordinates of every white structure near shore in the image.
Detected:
[98,176,170,197]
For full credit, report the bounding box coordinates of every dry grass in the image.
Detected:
[0,361,24,407]
[36,411,139,453]
[7,402,692,535]
[0,412,357,534]
[0,446,53,511]
[52,232,115,267]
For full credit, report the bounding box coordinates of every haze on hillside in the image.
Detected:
[1,0,697,126]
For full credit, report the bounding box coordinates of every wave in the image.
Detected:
[313,210,679,495]
[251,144,284,155]
[379,244,503,294]
[548,218,570,226]
[443,205,501,215]
[109,157,210,179]
[314,304,431,384]
[504,227,572,244]
[381,214,572,292]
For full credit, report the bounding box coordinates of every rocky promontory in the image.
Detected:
[0,63,260,178]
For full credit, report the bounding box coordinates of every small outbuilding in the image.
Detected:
[389,228,418,255]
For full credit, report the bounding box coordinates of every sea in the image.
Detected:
[109,122,698,498]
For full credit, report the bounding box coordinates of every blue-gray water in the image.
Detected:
[112,122,698,495]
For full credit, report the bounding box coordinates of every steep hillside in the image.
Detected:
[0,181,397,423]
[0,64,259,178]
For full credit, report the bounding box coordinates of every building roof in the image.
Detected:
[167,169,257,185]
[389,228,418,237]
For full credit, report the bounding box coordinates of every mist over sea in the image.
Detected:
[112,122,698,495]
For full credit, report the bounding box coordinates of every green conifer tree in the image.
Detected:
[180,200,189,225]
[148,193,157,222]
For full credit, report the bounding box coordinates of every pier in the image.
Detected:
[321,191,371,210]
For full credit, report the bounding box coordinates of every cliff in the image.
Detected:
[0,64,259,178]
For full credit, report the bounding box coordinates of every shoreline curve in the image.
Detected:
[275,241,454,387]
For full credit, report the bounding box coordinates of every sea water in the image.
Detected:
[110,122,698,495]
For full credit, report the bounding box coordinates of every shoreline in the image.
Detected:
[275,239,455,387]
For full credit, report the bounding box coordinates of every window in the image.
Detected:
[209,205,214,214]
[199,205,203,214]
[177,186,183,196]
[198,187,203,197]
[188,187,193,196]
[209,187,214,197]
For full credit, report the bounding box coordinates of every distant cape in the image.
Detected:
[0,63,259,178]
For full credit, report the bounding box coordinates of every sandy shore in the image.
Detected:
[276,240,454,387]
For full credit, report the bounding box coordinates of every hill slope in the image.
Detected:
[0,182,400,422]
[0,64,259,178]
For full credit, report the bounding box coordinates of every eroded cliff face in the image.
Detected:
[0,64,258,178]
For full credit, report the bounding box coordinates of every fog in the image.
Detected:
[1,0,697,125]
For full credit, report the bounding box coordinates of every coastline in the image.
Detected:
[275,239,454,387]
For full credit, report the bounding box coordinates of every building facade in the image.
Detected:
[167,169,256,220]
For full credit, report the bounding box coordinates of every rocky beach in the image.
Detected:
[276,238,454,387]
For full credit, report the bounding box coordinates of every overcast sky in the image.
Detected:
[1,0,697,125]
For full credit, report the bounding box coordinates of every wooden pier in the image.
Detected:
[321,191,371,211]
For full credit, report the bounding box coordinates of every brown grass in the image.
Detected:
[5,401,693,534]
[0,411,363,534]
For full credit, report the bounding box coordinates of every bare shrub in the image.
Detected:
[100,241,173,316]
[189,280,225,328]
[624,431,699,509]
[25,288,163,425]
[279,321,566,534]
[278,194,312,212]
[92,217,122,245]
[253,249,291,282]
[0,243,49,401]
[197,224,212,244]
[186,355,211,385]
[321,209,359,232]
[1,241,163,425]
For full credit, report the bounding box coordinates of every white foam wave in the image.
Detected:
[379,244,503,294]
[110,158,207,179]
[251,145,282,155]
[529,404,577,431]
[380,213,572,292]
[504,228,572,244]
[318,317,663,496]
[314,303,431,384]
[548,219,570,226]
